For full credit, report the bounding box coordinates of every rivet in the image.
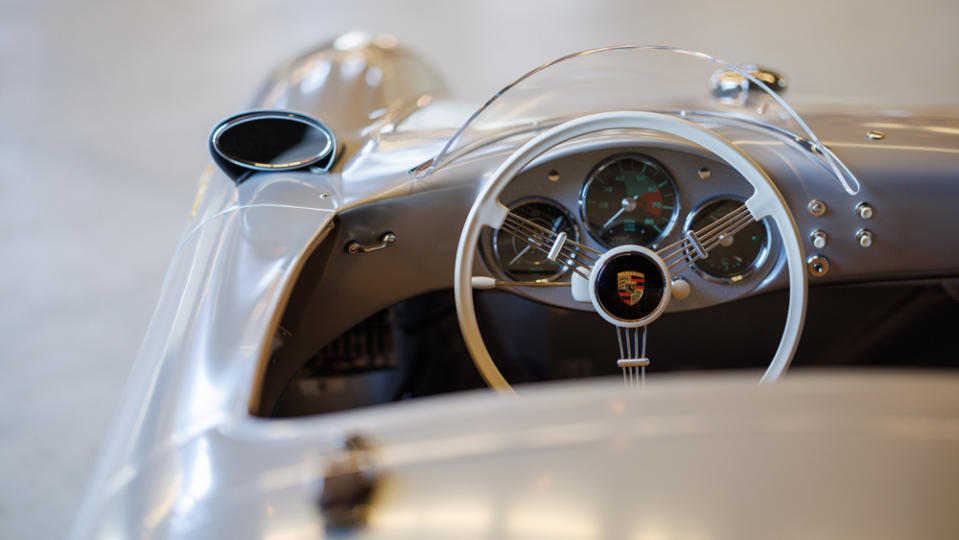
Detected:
[698,167,711,180]
[547,170,560,182]
[866,130,886,141]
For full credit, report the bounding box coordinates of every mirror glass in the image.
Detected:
[212,112,333,170]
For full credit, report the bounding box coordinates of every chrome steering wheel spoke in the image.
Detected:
[656,202,757,278]
[617,326,649,388]
[500,209,600,281]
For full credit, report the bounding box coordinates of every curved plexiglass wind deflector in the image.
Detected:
[411,46,860,196]
[210,110,336,182]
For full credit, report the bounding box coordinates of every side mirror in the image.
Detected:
[209,110,337,183]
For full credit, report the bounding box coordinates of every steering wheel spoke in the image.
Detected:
[499,209,600,280]
[470,276,571,289]
[617,326,649,388]
[656,202,757,278]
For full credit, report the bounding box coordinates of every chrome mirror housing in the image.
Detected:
[710,65,787,106]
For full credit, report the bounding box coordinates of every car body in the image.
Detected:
[69,34,959,539]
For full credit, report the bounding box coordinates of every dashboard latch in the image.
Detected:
[346,232,397,255]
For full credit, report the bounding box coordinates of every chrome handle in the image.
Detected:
[345,232,396,255]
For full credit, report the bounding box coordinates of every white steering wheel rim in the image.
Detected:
[454,111,807,393]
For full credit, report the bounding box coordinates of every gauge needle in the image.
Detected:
[601,195,639,230]
[508,245,533,265]
[508,215,563,265]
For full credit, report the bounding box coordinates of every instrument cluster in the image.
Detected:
[482,146,775,289]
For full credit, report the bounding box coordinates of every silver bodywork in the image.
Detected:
[70,35,959,538]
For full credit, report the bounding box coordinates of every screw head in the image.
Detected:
[808,199,826,217]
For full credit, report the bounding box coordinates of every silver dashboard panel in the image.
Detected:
[481,135,783,312]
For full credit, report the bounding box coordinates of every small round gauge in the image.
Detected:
[580,154,680,248]
[685,197,770,282]
[493,200,579,281]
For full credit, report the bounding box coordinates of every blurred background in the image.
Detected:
[1,0,957,537]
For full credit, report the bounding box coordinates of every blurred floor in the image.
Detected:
[0,0,956,538]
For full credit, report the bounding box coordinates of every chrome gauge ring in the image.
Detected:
[491,198,580,281]
[683,196,772,283]
[579,153,680,249]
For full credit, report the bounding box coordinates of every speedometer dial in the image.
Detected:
[493,199,579,281]
[580,154,679,247]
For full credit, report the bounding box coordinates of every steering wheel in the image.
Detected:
[454,112,807,393]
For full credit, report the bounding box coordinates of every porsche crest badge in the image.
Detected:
[617,271,645,306]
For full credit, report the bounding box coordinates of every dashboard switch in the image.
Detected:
[810,230,828,249]
[807,254,830,277]
[856,202,874,219]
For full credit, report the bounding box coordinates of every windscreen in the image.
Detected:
[411,46,859,195]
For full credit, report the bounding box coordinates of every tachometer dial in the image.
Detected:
[685,197,770,282]
[493,200,579,281]
[580,154,679,247]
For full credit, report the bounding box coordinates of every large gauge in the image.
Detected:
[685,197,770,282]
[493,199,580,281]
[580,154,680,248]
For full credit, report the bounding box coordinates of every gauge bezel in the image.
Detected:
[578,152,681,249]
[682,195,772,284]
[491,197,581,282]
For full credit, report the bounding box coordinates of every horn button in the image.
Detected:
[588,245,672,328]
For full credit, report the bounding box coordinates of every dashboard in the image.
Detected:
[478,139,782,312]
[254,111,959,415]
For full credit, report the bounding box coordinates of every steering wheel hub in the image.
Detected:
[589,245,672,328]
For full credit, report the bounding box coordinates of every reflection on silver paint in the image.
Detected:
[250,31,447,143]
[69,171,337,538]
